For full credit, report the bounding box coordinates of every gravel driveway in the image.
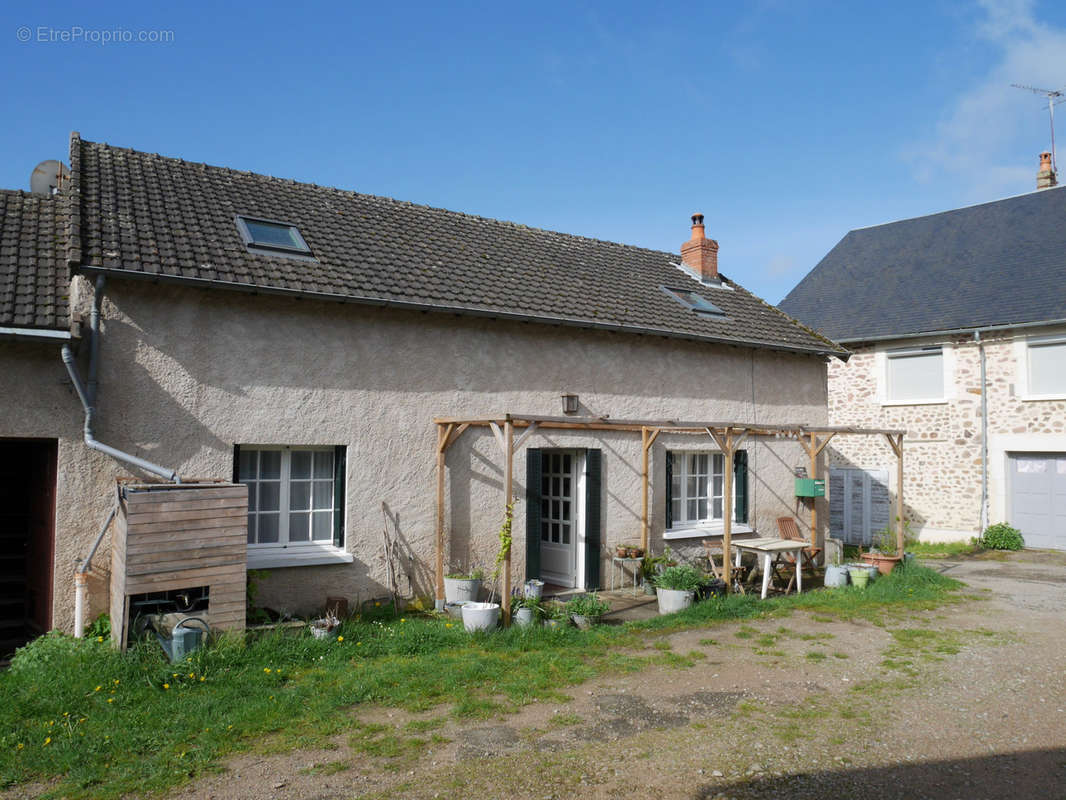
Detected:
[168,552,1066,800]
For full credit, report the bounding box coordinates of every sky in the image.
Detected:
[2,0,1064,303]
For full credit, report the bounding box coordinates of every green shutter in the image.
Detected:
[525,449,543,581]
[734,449,748,524]
[333,446,346,548]
[665,450,674,529]
[584,449,602,590]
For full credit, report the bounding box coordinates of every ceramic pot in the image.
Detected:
[513,607,536,627]
[848,566,869,588]
[444,577,481,603]
[523,580,544,600]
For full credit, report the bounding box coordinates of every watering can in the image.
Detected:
[153,616,210,663]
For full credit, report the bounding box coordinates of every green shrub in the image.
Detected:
[980,523,1024,551]
[566,593,609,618]
[653,564,703,592]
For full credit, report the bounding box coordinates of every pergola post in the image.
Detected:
[723,430,735,593]
[884,433,905,555]
[503,419,514,623]
[640,426,659,552]
[435,423,452,610]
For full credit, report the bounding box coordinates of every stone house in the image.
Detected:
[779,154,1066,550]
[0,132,847,653]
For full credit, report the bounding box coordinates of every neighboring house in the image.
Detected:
[0,132,846,650]
[779,154,1066,550]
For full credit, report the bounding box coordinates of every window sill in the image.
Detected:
[247,546,354,569]
[880,398,948,407]
[664,523,755,541]
[1019,393,1066,402]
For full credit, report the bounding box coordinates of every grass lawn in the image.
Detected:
[0,564,961,799]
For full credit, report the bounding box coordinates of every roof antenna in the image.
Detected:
[1012,83,1066,173]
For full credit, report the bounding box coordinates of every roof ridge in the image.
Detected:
[850,183,1066,233]
[76,136,674,259]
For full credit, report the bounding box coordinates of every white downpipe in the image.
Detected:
[73,573,88,638]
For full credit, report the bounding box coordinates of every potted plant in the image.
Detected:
[444,566,484,603]
[616,544,630,558]
[861,528,903,575]
[512,594,543,627]
[524,579,544,600]
[640,554,665,595]
[847,563,870,588]
[653,564,703,615]
[566,592,610,629]
[309,609,340,639]
[543,601,569,629]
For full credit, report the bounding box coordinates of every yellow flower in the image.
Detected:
[63,712,69,717]
[264,668,271,673]
[113,679,120,685]
[107,698,114,704]
[445,623,453,628]
[400,618,406,623]
[200,676,206,682]
[163,683,170,690]
[188,673,195,678]
[337,636,344,642]
[16,743,24,750]
[94,685,102,692]
[356,641,362,646]
[227,725,233,730]
[43,738,51,746]
[172,673,178,678]
[374,602,380,607]
[96,636,103,642]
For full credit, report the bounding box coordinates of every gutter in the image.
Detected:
[836,316,1066,345]
[76,265,848,361]
[0,325,72,342]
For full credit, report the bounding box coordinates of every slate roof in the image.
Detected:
[68,134,845,358]
[0,189,69,331]
[779,186,1066,342]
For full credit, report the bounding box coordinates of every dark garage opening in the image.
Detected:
[0,439,57,660]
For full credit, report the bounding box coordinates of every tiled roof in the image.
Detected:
[69,134,845,357]
[779,186,1066,342]
[0,189,69,331]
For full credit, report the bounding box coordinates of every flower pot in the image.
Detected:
[523,580,544,600]
[848,566,869,588]
[444,577,481,603]
[444,601,469,618]
[616,545,629,558]
[461,601,500,632]
[570,613,600,630]
[309,620,339,639]
[861,552,902,576]
[656,588,695,615]
[513,607,536,627]
[824,564,849,588]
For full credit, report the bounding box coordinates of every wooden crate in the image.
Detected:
[110,482,248,650]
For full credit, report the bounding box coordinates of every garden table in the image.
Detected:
[730,537,806,599]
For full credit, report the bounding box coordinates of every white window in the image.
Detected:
[238,447,348,567]
[670,451,725,526]
[1027,336,1066,397]
[885,347,944,403]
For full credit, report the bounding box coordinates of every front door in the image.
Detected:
[539,450,582,588]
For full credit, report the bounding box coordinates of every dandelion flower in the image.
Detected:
[188,673,195,679]
[163,683,170,690]
[200,676,206,682]
[43,738,51,746]
[94,685,102,692]
[107,698,114,704]
[337,636,344,642]
[96,636,103,642]
[374,601,380,607]
[264,668,271,673]
[16,743,24,750]
[445,623,453,628]
[356,641,362,646]
[113,679,120,685]
[400,618,406,623]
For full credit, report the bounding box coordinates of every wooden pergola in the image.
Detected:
[434,414,906,619]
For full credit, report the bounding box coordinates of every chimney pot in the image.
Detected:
[1037,151,1057,190]
[681,213,719,281]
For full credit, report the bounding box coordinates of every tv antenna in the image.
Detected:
[1012,83,1066,173]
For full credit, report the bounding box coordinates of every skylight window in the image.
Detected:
[235,215,314,258]
[661,286,727,318]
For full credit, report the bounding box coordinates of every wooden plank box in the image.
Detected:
[110,482,248,650]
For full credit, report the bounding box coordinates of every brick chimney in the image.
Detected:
[680,213,718,282]
[1037,151,1057,190]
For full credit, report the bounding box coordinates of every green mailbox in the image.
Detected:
[795,478,825,497]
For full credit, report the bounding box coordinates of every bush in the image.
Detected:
[653,564,703,592]
[980,522,1024,551]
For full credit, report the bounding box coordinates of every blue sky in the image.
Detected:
[2,0,1064,302]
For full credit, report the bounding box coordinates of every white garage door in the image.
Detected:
[1009,454,1066,551]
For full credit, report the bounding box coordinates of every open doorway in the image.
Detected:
[0,439,57,659]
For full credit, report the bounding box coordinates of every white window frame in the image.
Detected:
[879,345,951,406]
[664,450,753,540]
[238,445,353,569]
[1017,334,1066,401]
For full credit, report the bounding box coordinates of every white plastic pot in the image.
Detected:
[571,613,600,630]
[524,579,544,600]
[444,577,481,603]
[656,588,695,615]
[461,601,500,632]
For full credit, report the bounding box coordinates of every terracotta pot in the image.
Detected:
[860,552,902,576]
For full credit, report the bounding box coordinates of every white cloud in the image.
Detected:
[904,0,1066,199]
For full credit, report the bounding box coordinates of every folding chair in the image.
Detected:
[777,517,822,594]
[702,539,746,594]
